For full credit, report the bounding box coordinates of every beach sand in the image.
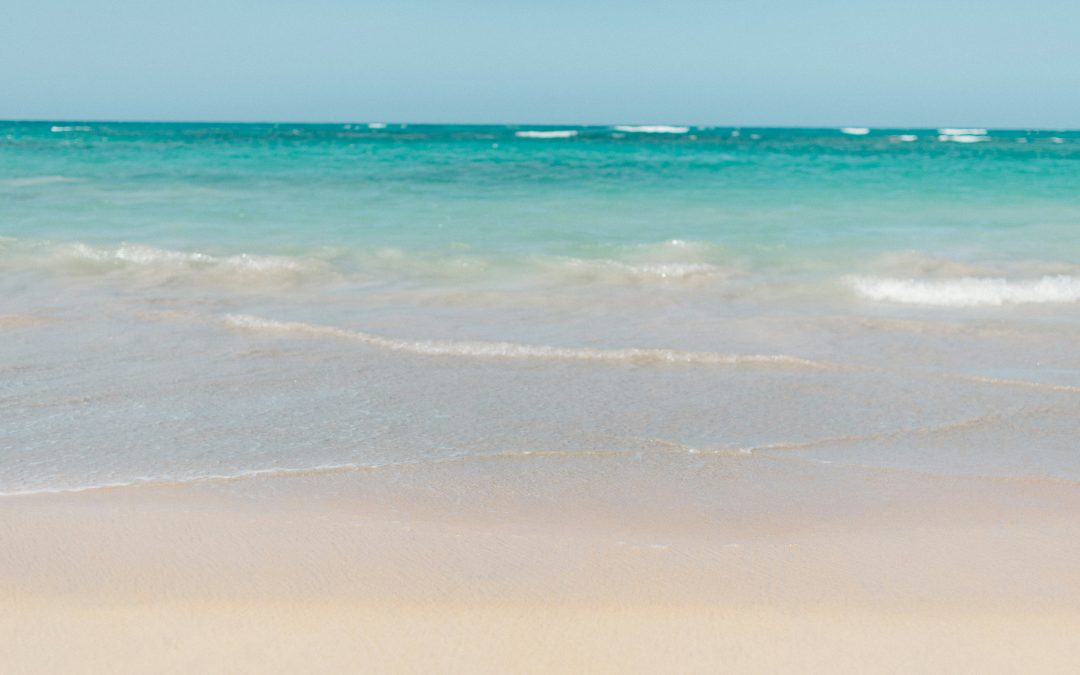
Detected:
[3,457,1079,674]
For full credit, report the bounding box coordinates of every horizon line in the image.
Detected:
[2,118,1077,132]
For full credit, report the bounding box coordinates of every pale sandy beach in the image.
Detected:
[3,455,1079,674]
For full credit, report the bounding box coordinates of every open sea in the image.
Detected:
[3,122,1079,495]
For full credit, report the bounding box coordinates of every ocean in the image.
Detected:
[3,122,1079,495]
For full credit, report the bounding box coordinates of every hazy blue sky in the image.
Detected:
[3,0,1078,127]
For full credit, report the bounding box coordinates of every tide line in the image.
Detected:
[220,313,836,370]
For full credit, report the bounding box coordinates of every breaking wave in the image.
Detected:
[61,242,318,271]
[849,275,1080,306]
[547,258,723,284]
[6,241,332,287]
[938,134,989,143]
[3,237,739,289]
[613,125,690,134]
[938,128,987,136]
[515,130,579,139]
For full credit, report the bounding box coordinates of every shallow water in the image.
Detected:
[2,122,1079,494]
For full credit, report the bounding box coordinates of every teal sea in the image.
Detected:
[4,123,1080,269]
[3,122,1080,495]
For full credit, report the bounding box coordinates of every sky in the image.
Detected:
[2,0,1079,127]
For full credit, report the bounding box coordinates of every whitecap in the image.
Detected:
[367,122,387,129]
[613,125,690,134]
[514,130,579,139]
[50,125,91,132]
[840,127,870,135]
[849,275,1080,307]
[891,134,918,142]
[938,134,989,143]
[938,128,987,136]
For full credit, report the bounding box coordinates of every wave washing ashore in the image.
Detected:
[3,122,1080,672]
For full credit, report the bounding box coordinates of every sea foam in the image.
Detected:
[938,135,989,143]
[548,258,724,284]
[515,130,579,139]
[30,242,332,286]
[937,128,989,143]
[938,128,987,136]
[222,314,830,369]
[613,125,690,134]
[849,275,1080,306]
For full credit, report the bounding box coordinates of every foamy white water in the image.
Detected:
[850,275,1080,306]
[613,125,690,134]
[938,134,990,143]
[221,313,832,368]
[515,130,579,139]
[938,128,988,136]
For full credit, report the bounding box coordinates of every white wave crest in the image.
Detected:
[849,275,1080,307]
[840,127,870,135]
[938,128,987,136]
[50,125,92,132]
[613,125,690,134]
[515,130,579,139]
[222,314,830,369]
[42,242,331,285]
[536,240,733,285]
[554,259,722,283]
[938,134,989,143]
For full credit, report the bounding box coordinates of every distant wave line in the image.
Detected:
[613,125,690,134]
[514,130,578,139]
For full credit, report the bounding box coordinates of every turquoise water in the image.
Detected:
[3,122,1080,494]
[4,122,1080,266]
